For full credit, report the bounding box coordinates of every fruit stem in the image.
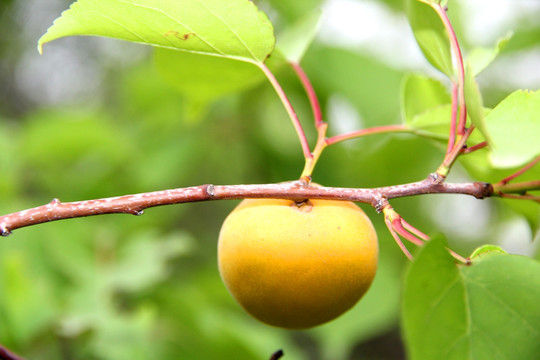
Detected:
[259,62,313,160]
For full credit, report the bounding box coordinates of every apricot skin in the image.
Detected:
[218,198,378,329]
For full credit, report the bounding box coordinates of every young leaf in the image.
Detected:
[276,9,322,63]
[487,90,540,168]
[405,0,453,77]
[468,32,512,76]
[464,62,492,143]
[401,73,450,124]
[406,105,451,143]
[403,235,540,360]
[38,0,275,63]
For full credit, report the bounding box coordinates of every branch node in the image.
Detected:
[372,193,388,213]
[270,349,284,360]
[206,184,215,197]
[428,172,445,184]
[0,224,11,237]
[49,198,61,205]
[476,182,493,199]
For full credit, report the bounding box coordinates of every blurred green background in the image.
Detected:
[1,0,539,359]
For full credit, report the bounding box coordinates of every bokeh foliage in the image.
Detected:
[1,0,540,359]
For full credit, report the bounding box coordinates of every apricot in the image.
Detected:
[218,198,378,329]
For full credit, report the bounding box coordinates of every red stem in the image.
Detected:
[290,62,324,129]
[326,124,411,146]
[496,155,540,185]
[432,4,467,135]
[498,193,540,202]
[438,125,475,177]
[392,219,424,247]
[494,180,540,194]
[447,82,458,154]
[462,141,487,154]
[385,218,413,260]
[258,63,313,159]
[401,218,429,241]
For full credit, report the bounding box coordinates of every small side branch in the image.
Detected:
[259,63,313,160]
[291,62,324,129]
[0,344,24,360]
[269,350,284,360]
[0,179,493,236]
[432,3,467,135]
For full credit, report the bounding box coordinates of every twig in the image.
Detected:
[0,179,494,236]
[290,62,324,128]
[269,349,284,360]
[432,3,466,135]
[495,155,540,185]
[326,124,412,146]
[461,141,487,154]
[0,344,24,360]
[437,126,475,179]
[447,82,458,154]
[494,180,540,194]
[258,63,312,160]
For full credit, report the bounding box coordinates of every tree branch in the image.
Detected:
[0,177,494,236]
[0,344,24,360]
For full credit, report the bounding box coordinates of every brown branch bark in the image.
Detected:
[0,175,493,236]
[0,344,24,360]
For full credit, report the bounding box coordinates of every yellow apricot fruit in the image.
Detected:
[218,198,378,329]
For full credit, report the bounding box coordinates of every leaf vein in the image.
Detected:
[113,0,225,55]
[466,277,539,335]
[194,0,258,60]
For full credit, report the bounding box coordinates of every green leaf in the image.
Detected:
[276,10,322,63]
[401,73,450,124]
[407,104,451,143]
[0,252,56,345]
[464,62,492,144]
[468,32,512,75]
[487,90,540,168]
[403,235,540,360]
[38,0,275,63]
[107,230,194,292]
[267,0,325,23]
[405,0,453,77]
[154,47,265,103]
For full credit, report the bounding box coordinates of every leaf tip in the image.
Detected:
[37,40,45,55]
